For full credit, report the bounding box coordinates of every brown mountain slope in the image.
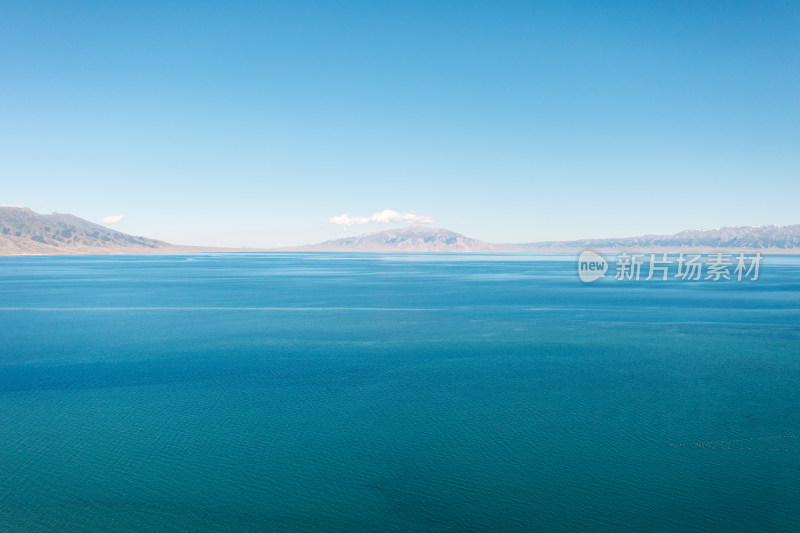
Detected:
[0,207,177,255]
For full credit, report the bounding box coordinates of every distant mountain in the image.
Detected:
[0,207,179,255]
[285,226,510,252]
[288,224,800,253]
[3,205,799,255]
[518,224,800,251]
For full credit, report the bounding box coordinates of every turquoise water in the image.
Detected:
[0,253,798,531]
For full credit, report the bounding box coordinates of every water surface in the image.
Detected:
[1,253,798,531]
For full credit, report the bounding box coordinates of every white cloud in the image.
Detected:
[102,215,126,225]
[327,210,433,228]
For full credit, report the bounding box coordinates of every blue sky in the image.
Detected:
[1,1,798,247]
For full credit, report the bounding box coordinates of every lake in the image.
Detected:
[1,253,798,531]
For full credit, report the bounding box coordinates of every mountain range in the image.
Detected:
[2,206,800,255]
[283,226,505,252]
[281,224,800,253]
[517,224,800,252]
[0,207,242,255]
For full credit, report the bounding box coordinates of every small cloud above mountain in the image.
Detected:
[327,210,433,228]
[102,215,126,225]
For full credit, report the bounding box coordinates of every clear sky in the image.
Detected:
[1,1,798,247]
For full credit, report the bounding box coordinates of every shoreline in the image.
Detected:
[4,247,800,257]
